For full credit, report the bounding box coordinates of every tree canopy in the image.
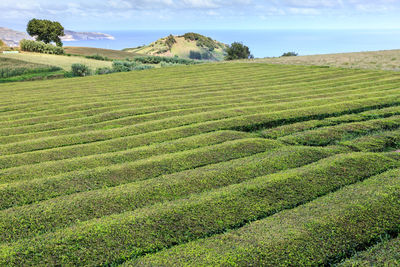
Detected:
[225,42,252,60]
[27,19,64,47]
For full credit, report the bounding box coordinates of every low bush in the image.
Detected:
[282,51,298,57]
[131,167,400,266]
[132,56,196,65]
[70,63,91,77]
[85,54,110,61]
[19,39,64,55]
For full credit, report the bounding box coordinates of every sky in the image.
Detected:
[1,0,400,31]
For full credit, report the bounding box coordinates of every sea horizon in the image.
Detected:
[63,29,400,58]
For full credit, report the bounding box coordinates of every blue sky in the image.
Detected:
[1,0,400,31]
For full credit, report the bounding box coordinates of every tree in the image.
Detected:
[281,52,298,57]
[27,19,65,47]
[225,42,252,60]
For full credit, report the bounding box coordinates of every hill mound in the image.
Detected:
[124,33,228,61]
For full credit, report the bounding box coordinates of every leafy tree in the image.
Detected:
[225,42,252,60]
[27,19,65,47]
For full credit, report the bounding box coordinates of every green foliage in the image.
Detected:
[282,51,298,57]
[70,63,91,77]
[132,55,196,65]
[85,54,110,61]
[165,34,177,49]
[26,18,64,47]
[189,50,212,60]
[225,42,252,60]
[19,39,64,54]
[182,32,218,51]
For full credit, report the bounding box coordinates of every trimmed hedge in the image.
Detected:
[0,145,337,243]
[0,138,281,209]
[0,153,398,265]
[19,39,64,55]
[0,131,251,183]
[130,167,400,266]
[339,236,400,266]
[279,115,400,146]
[339,128,400,152]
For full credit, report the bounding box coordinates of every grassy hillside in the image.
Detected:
[64,46,141,60]
[124,33,228,61]
[0,63,399,265]
[249,49,400,71]
[0,52,112,70]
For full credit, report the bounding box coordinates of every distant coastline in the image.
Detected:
[0,27,115,46]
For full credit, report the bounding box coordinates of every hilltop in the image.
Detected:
[124,32,228,61]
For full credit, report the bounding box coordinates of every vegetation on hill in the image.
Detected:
[0,62,399,265]
[123,33,228,61]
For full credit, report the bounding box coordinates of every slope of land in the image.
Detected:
[124,33,228,61]
[249,49,400,71]
[64,46,141,60]
[0,63,399,265]
[0,52,112,70]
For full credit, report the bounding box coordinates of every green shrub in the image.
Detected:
[225,42,252,60]
[165,34,176,49]
[132,56,196,65]
[85,54,110,61]
[70,63,91,77]
[19,39,64,54]
[282,52,298,57]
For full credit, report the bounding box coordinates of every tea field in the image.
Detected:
[0,63,399,266]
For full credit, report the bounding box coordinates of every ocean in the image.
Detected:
[63,29,400,58]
